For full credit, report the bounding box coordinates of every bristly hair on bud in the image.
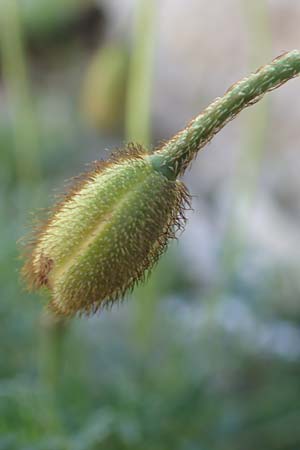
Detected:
[21,50,300,317]
[22,143,190,317]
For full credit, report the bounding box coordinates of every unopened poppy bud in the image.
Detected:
[22,50,300,317]
[23,145,189,316]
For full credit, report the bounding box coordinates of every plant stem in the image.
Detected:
[217,0,272,288]
[150,50,300,179]
[39,313,67,433]
[0,0,41,185]
[125,0,156,146]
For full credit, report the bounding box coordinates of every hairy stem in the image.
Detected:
[150,50,300,179]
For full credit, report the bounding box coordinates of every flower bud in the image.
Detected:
[23,51,300,317]
[23,144,190,316]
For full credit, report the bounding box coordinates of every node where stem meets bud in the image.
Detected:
[150,50,300,179]
[22,50,300,317]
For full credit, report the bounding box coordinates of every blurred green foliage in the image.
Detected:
[1,1,300,449]
[18,0,100,46]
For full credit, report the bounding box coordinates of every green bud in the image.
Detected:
[22,50,300,317]
[23,145,190,316]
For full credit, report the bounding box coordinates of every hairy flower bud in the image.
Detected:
[22,50,300,317]
[23,145,190,316]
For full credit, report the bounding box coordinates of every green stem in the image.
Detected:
[39,313,67,433]
[217,0,272,289]
[150,50,300,179]
[125,0,156,146]
[0,0,41,185]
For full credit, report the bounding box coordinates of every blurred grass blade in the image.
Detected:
[0,0,41,184]
[125,0,156,146]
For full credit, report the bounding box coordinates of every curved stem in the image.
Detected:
[150,50,300,179]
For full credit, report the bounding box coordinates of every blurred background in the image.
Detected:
[1,0,300,449]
